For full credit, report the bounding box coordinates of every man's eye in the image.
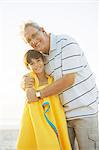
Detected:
[27,39,31,43]
[32,34,37,39]
[32,35,35,39]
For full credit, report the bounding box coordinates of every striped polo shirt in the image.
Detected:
[45,33,98,120]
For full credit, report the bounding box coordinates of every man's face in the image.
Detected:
[24,26,50,53]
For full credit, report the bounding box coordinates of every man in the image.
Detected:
[21,21,99,150]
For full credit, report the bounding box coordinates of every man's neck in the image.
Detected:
[42,33,50,55]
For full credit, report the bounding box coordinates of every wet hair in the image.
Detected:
[24,49,44,69]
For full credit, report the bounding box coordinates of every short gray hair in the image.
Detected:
[24,21,40,31]
[20,20,41,42]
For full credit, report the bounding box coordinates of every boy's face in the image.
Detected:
[28,57,45,74]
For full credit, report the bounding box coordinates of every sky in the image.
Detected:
[0,1,98,128]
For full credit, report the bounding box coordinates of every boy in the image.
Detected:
[17,50,71,150]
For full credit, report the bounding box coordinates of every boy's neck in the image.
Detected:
[36,71,47,80]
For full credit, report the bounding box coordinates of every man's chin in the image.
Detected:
[40,51,49,56]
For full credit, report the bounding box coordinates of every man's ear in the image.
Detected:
[40,27,45,32]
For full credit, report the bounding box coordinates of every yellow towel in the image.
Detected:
[16,72,71,150]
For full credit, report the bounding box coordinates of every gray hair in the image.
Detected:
[24,21,40,31]
[20,20,41,42]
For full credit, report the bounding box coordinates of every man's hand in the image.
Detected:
[21,74,34,90]
[26,88,39,103]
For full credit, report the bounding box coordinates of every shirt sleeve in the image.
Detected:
[61,36,85,75]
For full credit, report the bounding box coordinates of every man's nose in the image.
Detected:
[30,40,35,47]
[31,39,38,48]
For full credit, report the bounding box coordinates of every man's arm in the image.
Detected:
[21,74,37,102]
[21,73,34,90]
[23,73,75,102]
[40,73,75,98]
[25,88,37,103]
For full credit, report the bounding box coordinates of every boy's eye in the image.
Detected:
[37,59,40,62]
[30,62,34,65]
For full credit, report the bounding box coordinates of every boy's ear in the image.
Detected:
[27,64,31,70]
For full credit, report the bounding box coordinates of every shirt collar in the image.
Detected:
[50,33,56,52]
[41,33,56,57]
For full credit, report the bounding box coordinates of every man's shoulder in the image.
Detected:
[56,34,77,43]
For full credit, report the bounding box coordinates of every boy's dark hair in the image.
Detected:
[24,49,44,68]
